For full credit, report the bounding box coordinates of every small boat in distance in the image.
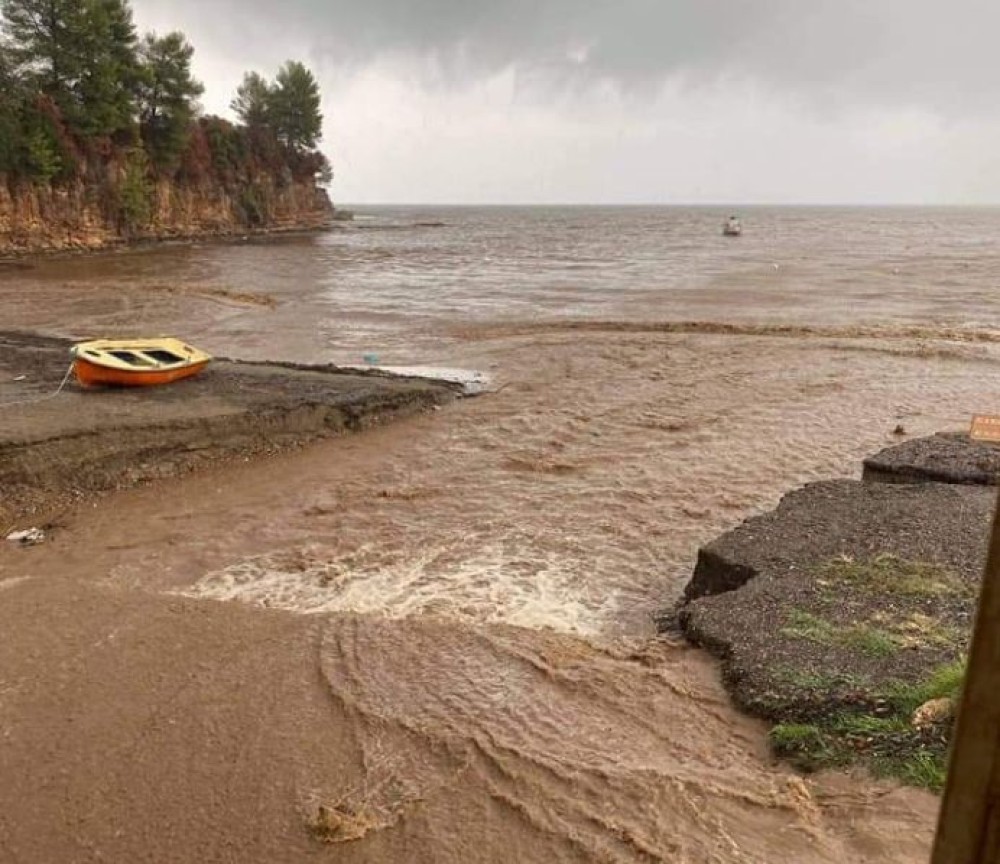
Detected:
[70,337,212,388]
[722,215,742,236]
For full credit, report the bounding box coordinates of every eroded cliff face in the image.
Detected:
[0,173,334,254]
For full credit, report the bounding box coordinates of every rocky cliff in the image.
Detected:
[0,173,334,254]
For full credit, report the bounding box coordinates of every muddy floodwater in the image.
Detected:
[5,206,1000,861]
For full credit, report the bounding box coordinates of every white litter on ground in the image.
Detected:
[342,366,494,396]
[6,528,45,546]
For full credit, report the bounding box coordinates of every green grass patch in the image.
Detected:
[815,554,968,598]
[767,659,966,792]
[841,625,901,658]
[781,610,902,658]
[894,612,963,649]
[886,659,967,716]
[830,713,909,737]
[753,555,971,791]
[773,667,871,691]
[877,751,948,791]
[770,724,846,771]
[780,610,836,644]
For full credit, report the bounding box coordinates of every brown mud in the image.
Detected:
[0,522,937,864]
[6,266,988,860]
[0,332,943,864]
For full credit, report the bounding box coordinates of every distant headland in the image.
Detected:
[0,0,335,254]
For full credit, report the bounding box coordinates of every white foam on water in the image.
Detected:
[0,576,32,591]
[181,540,619,639]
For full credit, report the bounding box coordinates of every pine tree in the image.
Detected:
[269,61,322,152]
[136,31,203,169]
[75,0,140,137]
[231,71,272,128]
[1,0,139,138]
[1,0,90,100]
[0,49,24,173]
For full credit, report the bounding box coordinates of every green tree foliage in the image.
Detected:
[136,32,203,169]
[22,126,63,181]
[1,0,89,97]
[231,71,272,128]
[1,0,139,138]
[19,96,73,182]
[200,116,245,183]
[117,148,152,233]
[0,0,330,197]
[270,61,322,151]
[79,0,140,138]
[0,52,23,173]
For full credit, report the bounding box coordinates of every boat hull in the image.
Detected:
[72,356,210,388]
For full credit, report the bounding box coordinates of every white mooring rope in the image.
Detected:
[1,363,76,407]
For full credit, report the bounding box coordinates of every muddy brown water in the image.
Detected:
[7,206,1000,860]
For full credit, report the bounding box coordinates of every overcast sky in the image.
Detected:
[130,1,1000,205]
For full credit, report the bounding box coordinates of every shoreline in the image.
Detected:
[3,327,973,795]
[0,324,945,861]
[0,331,460,529]
[673,434,992,791]
[0,221,352,263]
[3,327,975,795]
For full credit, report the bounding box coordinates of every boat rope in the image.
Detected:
[0,362,76,407]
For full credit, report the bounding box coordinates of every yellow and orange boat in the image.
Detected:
[70,338,212,388]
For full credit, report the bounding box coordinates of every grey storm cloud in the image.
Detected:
[136,0,1000,111]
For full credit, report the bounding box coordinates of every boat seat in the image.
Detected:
[109,350,157,367]
[143,350,185,364]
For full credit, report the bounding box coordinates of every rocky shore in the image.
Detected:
[0,178,337,256]
[0,331,460,529]
[673,431,996,789]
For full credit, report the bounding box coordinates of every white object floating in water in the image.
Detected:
[13,375,26,382]
[6,527,45,546]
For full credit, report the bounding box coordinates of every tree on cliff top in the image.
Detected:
[270,61,323,152]
[232,62,323,152]
[75,0,141,138]
[0,51,22,173]
[1,0,89,97]
[231,71,273,129]
[0,0,330,190]
[136,32,203,169]
[1,0,139,139]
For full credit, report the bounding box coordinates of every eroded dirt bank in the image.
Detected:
[0,331,457,527]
